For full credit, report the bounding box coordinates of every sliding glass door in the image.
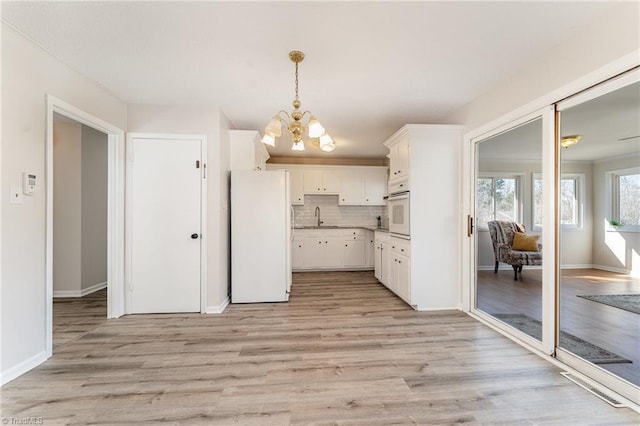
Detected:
[556,70,640,402]
[472,109,555,352]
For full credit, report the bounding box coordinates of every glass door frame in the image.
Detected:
[555,68,640,404]
[467,106,557,356]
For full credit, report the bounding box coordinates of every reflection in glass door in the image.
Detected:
[556,74,640,399]
[474,118,545,342]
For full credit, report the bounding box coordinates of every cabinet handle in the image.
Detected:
[398,260,402,264]
[401,248,404,252]
[399,184,404,187]
[398,170,402,173]
[319,241,322,244]
[298,245,302,248]
[317,187,321,191]
[366,199,369,201]
[342,198,345,201]
[353,237,356,240]
[345,244,348,247]
[324,188,327,191]
[392,246,395,249]
[325,241,328,244]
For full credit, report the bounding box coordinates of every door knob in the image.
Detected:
[191,233,199,239]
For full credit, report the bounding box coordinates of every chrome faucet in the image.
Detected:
[315,206,323,227]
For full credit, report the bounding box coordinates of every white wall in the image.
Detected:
[53,121,83,293]
[126,105,232,312]
[592,155,640,275]
[446,3,640,129]
[81,125,108,291]
[1,24,127,383]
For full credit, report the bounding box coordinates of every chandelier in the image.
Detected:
[560,134,582,149]
[260,51,335,152]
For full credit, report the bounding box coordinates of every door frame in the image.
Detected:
[464,107,556,356]
[45,95,126,357]
[125,133,208,314]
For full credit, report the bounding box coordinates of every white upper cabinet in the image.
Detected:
[339,170,364,205]
[304,169,340,194]
[363,168,387,205]
[267,164,388,206]
[386,134,410,189]
[229,130,270,171]
[288,168,305,205]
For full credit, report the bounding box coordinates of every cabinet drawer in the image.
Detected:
[390,237,410,256]
[342,228,366,238]
[388,178,409,194]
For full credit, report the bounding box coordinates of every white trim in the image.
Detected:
[125,133,208,314]
[556,68,640,112]
[560,264,596,270]
[46,95,126,361]
[592,264,631,275]
[206,297,230,314]
[53,281,107,298]
[0,351,48,386]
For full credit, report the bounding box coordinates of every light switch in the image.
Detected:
[10,186,24,204]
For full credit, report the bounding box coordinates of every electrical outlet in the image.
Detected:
[10,186,24,204]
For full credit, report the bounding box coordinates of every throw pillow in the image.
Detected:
[512,232,540,252]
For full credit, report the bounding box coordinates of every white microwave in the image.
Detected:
[388,191,410,237]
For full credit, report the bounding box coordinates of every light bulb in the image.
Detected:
[261,133,276,147]
[319,133,334,147]
[292,141,305,151]
[308,116,325,138]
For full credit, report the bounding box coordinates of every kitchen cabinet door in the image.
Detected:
[289,168,304,205]
[339,169,364,205]
[344,239,366,267]
[380,242,391,287]
[292,238,304,269]
[366,233,375,268]
[303,170,323,193]
[396,253,410,302]
[323,237,344,268]
[374,242,382,280]
[364,169,387,205]
[322,170,341,194]
[303,237,324,268]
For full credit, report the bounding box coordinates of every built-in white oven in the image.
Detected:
[388,191,410,237]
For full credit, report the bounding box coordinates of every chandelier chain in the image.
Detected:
[294,61,299,102]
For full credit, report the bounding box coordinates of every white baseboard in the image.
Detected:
[53,281,107,298]
[592,264,630,275]
[560,264,595,270]
[205,297,229,314]
[415,306,461,312]
[1,350,48,386]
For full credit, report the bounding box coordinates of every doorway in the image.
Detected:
[52,113,109,351]
[45,95,126,358]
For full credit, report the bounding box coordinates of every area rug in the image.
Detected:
[576,294,640,315]
[493,313,631,364]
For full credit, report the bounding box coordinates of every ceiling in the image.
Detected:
[2,1,617,159]
[478,80,640,162]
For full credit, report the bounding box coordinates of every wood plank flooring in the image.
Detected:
[2,271,639,425]
[477,268,640,385]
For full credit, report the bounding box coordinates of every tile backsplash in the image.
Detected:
[293,195,387,228]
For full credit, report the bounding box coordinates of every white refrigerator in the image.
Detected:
[231,170,292,303]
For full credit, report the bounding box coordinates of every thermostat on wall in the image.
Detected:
[22,172,36,195]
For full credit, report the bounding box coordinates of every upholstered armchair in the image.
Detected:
[487,220,542,280]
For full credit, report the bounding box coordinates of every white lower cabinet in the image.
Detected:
[344,239,366,267]
[374,232,412,305]
[294,228,373,271]
[292,237,304,269]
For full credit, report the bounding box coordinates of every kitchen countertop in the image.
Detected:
[293,225,389,232]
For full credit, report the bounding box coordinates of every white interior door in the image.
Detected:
[130,136,202,313]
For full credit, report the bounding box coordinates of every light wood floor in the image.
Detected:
[477,267,640,386]
[2,271,639,425]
